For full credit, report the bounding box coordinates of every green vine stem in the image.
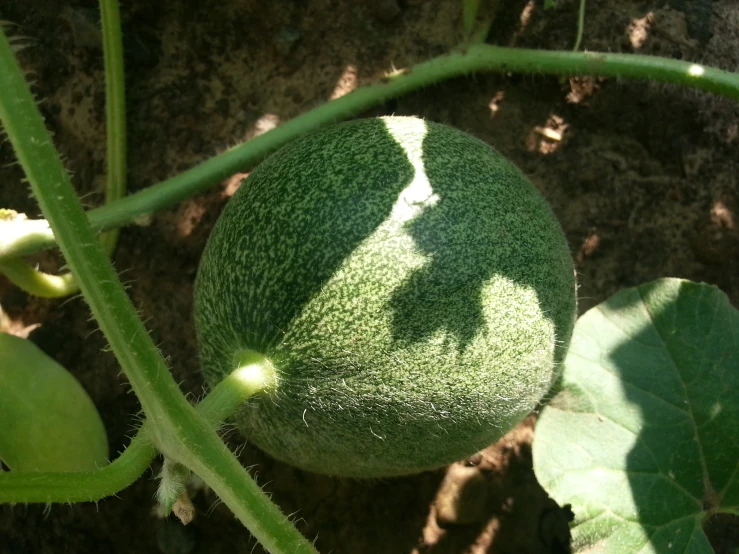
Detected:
[572,0,586,51]
[0,360,273,504]
[0,0,127,297]
[0,203,76,297]
[1,44,737,264]
[97,0,127,258]
[0,429,157,504]
[0,214,54,261]
[0,27,316,554]
[0,257,77,298]
[462,0,482,38]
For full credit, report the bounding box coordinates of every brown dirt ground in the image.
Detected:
[1,0,738,553]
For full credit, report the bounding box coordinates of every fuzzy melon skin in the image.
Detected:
[194,116,576,477]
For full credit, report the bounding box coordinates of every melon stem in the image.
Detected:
[202,349,278,425]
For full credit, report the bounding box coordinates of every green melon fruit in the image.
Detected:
[194,116,576,478]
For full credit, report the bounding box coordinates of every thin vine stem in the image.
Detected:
[98,0,127,257]
[573,0,586,51]
[1,44,737,263]
[0,26,317,554]
[0,257,77,298]
[462,0,482,38]
[0,429,157,504]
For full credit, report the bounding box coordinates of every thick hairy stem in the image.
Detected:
[0,26,316,554]
[0,0,127,297]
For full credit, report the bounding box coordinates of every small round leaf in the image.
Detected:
[0,332,109,472]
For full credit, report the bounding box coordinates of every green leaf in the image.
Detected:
[0,332,109,471]
[533,278,739,553]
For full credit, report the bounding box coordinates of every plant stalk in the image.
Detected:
[0,26,316,554]
[572,0,586,51]
[97,0,127,257]
[0,0,127,297]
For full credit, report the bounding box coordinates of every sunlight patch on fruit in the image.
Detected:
[383,117,439,223]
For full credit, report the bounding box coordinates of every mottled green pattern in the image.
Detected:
[194,116,576,477]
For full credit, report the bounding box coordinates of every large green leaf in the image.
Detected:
[533,278,739,553]
[0,332,109,471]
